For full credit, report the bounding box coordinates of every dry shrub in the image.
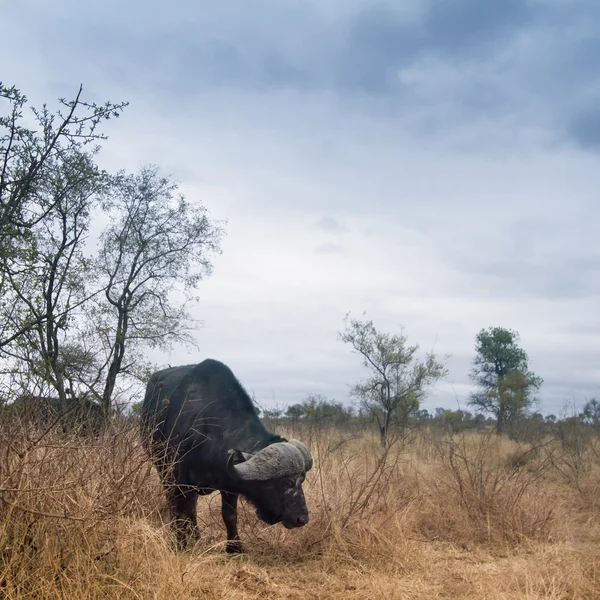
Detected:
[0,416,599,599]
[540,429,600,514]
[0,416,163,598]
[418,432,558,544]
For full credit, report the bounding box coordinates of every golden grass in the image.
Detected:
[1,418,600,599]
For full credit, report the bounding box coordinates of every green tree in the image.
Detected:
[468,327,542,434]
[285,404,306,422]
[340,315,447,446]
[296,394,354,427]
[433,408,473,433]
[415,408,431,422]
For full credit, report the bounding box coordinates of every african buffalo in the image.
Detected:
[141,359,312,553]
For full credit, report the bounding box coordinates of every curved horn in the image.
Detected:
[226,449,253,479]
[287,439,313,471]
[228,442,307,481]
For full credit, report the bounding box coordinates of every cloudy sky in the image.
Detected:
[3,0,599,415]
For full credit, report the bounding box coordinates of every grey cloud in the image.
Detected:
[7,0,600,151]
[3,1,323,93]
[314,242,344,255]
[535,377,600,412]
[258,52,316,89]
[9,0,536,94]
[173,39,316,91]
[568,105,600,150]
[565,33,600,83]
[335,5,420,93]
[570,322,600,336]
[468,257,600,300]
[334,1,600,151]
[316,217,346,233]
[335,0,535,94]
[440,218,600,300]
[192,40,249,86]
[423,0,535,56]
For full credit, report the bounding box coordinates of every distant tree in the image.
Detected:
[530,411,545,423]
[510,410,550,444]
[468,327,542,435]
[340,315,447,446]
[434,407,446,419]
[92,166,224,413]
[473,413,487,429]
[262,408,283,419]
[285,404,306,422]
[580,399,600,429]
[432,408,474,433]
[415,408,431,422]
[297,394,354,426]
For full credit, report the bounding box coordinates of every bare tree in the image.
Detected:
[0,150,107,406]
[1,84,224,418]
[93,166,224,413]
[340,315,447,446]
[0,82,127,348]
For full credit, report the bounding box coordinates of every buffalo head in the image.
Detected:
[227,439,312,529]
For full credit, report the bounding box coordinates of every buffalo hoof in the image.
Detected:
[226,540,243,554]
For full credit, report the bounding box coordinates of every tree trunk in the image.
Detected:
[101,306,127,416]
[101,360,118,415]
[379,410,392,447]
[496,407,506,435]
[379,424,387,447]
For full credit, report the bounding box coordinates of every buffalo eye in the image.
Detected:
[283,478,296,490]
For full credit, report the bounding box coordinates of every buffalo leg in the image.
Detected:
[221,491,242,554]
[167,485,199,550]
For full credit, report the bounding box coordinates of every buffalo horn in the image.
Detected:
[228,440,312,481]
[287,439,313,471]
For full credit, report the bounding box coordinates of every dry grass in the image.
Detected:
[1,417,600,599]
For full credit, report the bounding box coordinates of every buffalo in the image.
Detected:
[141,359,313,552]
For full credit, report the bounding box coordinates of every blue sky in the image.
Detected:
[2,0,599,414]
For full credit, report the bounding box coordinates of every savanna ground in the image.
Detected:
[1,416,600,599]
